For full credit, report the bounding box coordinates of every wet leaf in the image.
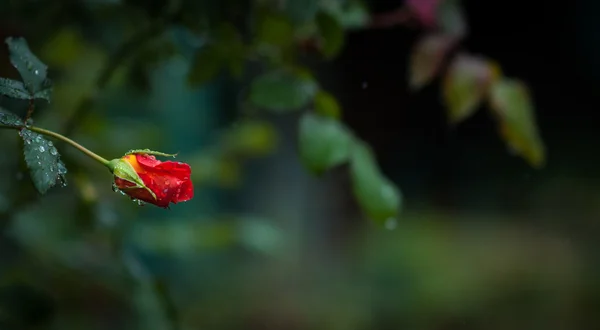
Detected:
[20,129,67,194]
[187,45,223,86]
[489,78,545,168]
[409,33,456,90]
[0,78,31,100]
[249,69,318,112]
[316,11,345,59]
[350,142,402,225]
[314,90,341,119]
[298,112,352,174]
[5,37,50,94]
[442,53,499,124]
[0,107,24,127]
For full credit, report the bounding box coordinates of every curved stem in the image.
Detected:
[0,124,110,168]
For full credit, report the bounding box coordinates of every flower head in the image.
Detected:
[109,151,193,208]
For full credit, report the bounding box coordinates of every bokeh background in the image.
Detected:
[0,0,598,329]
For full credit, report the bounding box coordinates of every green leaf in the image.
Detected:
[489,78,545,168]
[249,69,318,112]
[298,112,352,174]
[409,33,455,90]
[187,45,223,86]
[314,90,341,119]
[255,13,295,48]
[0,107,24,127]
[0,78,31,99]
[284,0,319,23]
[322,0,369,29]
[316,11,345,59]
[214,23,246,78]
[350,142,402,225]
[442,53,499,124]
[437,0,468,38]
[19,129,67,194]
[5,37,50,94]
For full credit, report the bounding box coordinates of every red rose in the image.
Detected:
[111,153,193,208]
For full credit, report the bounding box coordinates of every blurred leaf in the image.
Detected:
[188,24,246,85]
[215,23,246,77]
[298,112,352,174]
[405,0,444,28]
[437,0,467,37]
[409,33,455,90]
[314,90,341,119]
[225,120,278,156]
[0,78,31,100]
[216,159,242,188]
[350,142,402,225]
[41,28,85,68]
[442,53,500,124]
[249,69,318,112]
[489,78,545,168]
[255,12,295,48]
[5,37,50,94]
[323,0,369,28]
[284,0,319,23]
[0,107,24,127]
[19,129,67,194]
[316,11,345,59]
[187,45,223,86]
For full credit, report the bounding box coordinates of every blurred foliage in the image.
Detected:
[0,0,560,330]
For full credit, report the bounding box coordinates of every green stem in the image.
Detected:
[0,124,110,168]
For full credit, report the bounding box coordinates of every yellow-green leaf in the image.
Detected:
[316,11,345,59]
[314,90,341,119]
[409,33,456,90]
[489,78,545,168]
[255,13,295,48]
[442,53,500,124]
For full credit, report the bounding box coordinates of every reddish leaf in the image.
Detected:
[489,78,545,168]
[406,0,444,28]
[406,0,467,38]
[442,53,500,124]
[409,33,457,90]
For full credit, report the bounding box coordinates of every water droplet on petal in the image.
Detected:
[38,146,45,152]
[164,180,170,186]
[163,189,168,193]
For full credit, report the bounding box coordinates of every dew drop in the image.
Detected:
[38,146,45,152]
[50,148,57,156]
[34,69,39,75]
[163,189,168,193]
[26,140,31,145]
[111,183,119,193]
